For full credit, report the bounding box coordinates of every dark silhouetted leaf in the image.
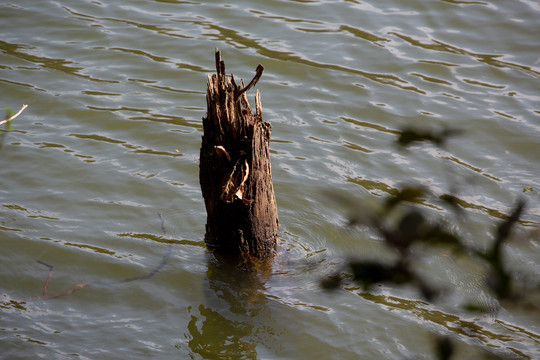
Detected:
[439,193,464,216]
[397,129,435,146]
[320,273,343,290]
[421,225,463,249]
[435,336,454,360]
[480,200,525,298]
[399,210,425,238]
[397,127,462,148]
[349,261,412,289]
[384,186,426,210]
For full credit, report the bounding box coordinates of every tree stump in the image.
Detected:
[199,49,279,263]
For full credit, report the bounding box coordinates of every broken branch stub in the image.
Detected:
[200,49,279,262]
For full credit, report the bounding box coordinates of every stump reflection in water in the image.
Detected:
[186,255,274,359]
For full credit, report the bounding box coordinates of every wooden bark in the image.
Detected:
[199,49,278,262]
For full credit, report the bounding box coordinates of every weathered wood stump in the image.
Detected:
[199,49,279,263]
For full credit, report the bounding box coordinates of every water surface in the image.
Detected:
[1,0,539,359]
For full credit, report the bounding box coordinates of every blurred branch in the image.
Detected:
[477,199,526,299]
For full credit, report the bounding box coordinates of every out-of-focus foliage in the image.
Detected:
[3,107,15,130]
[322,127,539,360]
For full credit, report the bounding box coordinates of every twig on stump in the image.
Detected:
[200,49,279,264]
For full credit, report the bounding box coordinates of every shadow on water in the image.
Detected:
[185,254,275,359]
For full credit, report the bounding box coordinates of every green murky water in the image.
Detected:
[1,1,539,359]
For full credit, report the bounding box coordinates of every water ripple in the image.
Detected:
[2,1,539,359]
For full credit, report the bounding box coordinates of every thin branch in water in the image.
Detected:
[36,260,54,296]
[1,104,28,125]
[26,212,174,301]
[92,212,173,286]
